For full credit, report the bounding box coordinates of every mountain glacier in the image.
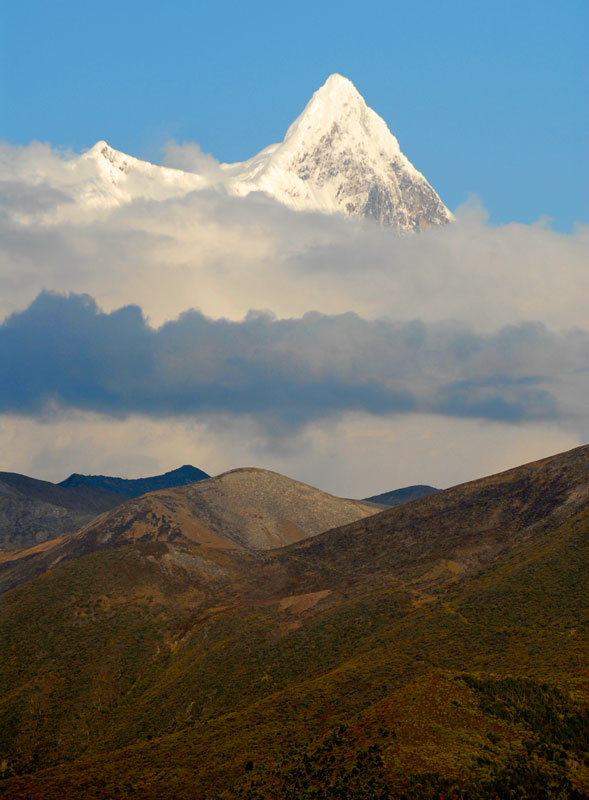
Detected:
[7,75,452,232]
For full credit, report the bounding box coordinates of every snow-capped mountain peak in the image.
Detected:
[80,140,136,182]
[283,73,400,157]
[223,74,451,231]
[5,75,451,232]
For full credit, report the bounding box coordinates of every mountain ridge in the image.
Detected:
[363,484,438,506]
[0,464,210,550]
[58,463,209,498]
[71,466,380,552]
[0,466,380,593]
[0,471,122,550]
[29,75,451,232]
[0,444,587,797]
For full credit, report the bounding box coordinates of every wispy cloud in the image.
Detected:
[0,410,580,496]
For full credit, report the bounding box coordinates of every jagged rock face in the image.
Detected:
[362,166,452,229]
[224,74,452,232]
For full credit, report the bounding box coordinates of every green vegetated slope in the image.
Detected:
[1,446,588,799]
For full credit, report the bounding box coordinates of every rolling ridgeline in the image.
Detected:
[0,447,588,799]
[0,465,210,550]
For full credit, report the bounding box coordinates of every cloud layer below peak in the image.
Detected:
[1,139,588,492]
[0,139,588,331]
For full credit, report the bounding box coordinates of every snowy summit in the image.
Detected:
[224,74,452,231]
[11,75,452,232]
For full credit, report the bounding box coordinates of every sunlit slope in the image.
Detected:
[0,467,379,593]
[1,504,586,798]
[78,466,380,550]
[276,442,589,595]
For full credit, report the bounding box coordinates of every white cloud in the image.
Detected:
[0,139,587,492]
[161,140,224,181]
[0,140,588,330]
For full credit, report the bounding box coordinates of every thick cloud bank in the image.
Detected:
[0,140,587,491]
[1,141,588,330]
[2,292,588,430]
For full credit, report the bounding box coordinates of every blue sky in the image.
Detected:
[2,0,587,231]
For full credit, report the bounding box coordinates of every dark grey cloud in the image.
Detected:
[2,291,587,426]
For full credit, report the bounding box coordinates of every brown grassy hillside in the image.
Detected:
[0,446,588,798]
